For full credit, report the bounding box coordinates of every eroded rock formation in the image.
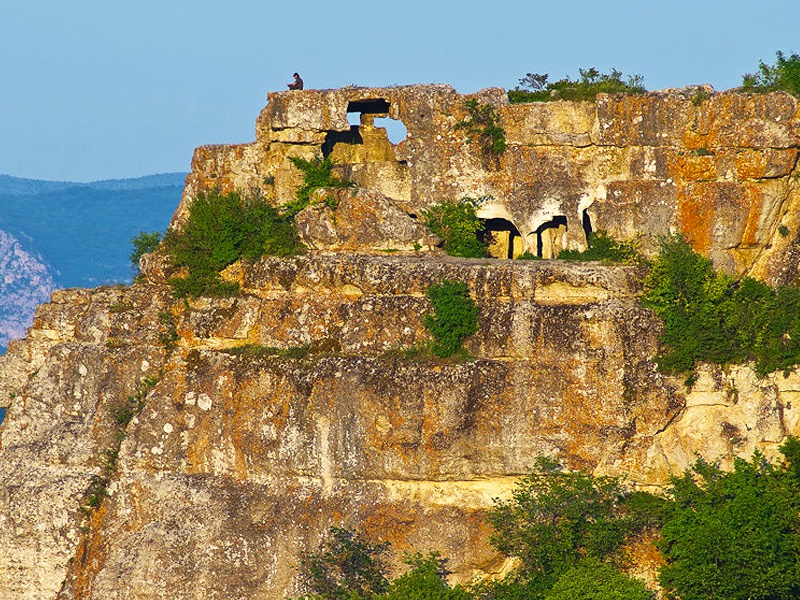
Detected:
[1,85,800,598]
[181,85,800,283]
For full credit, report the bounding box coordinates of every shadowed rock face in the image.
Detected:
[180,85,800,284]
[2,87,800,598]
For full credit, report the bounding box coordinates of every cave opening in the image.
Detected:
[322,98,407,158]
[535,215,568,259]
[483,218,523,259]
[582,209,593,244]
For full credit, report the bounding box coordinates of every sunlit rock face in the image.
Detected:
[1,87,800,598]
[0,229,57,351]
[2,255,800,598]
[180,85,800,284]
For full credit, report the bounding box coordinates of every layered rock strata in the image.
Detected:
[3,86,800,598]
[181,85,800,283]
[2,256,800,598]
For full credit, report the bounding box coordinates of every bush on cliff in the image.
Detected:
[422,198,487,258]
[296,529,472,600]
[556,230,639,263]
[164,190,302,297]
[642,234,800,375]
[129,230,162,273]
[509,68,646,103]
[742,50,800,96]
[483,456,658,598]
[424,280,479,358]
[298,526,390,599]
[455,99,506,159]
[658,438,800,600]
[286,156,355,217]
[544,561,654,600]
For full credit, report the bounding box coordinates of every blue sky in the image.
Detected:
[1,0,798,182]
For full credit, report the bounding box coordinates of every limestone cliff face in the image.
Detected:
[2,87,800,598]
[180,85,800,283]
[2,256,800,598]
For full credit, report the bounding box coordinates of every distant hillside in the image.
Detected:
[0,172,187,195]
[0,174,185,352]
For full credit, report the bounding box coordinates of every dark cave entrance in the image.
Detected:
[535,215,568,259]
[483,218,523,259]
[582,209,593,244]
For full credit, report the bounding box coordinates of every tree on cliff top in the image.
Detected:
[509,67,646,103]
[742,50,800,96]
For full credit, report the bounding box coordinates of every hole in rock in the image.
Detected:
[483,218,522,259]
[582,209,593,244]
[374,116,407,145]
[535,215,568,259]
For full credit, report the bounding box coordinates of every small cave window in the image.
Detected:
[323,98,402,158]
[0,407,5,426]
[535,215,568,259]
[482,218,523,259]
[374,116,408,145]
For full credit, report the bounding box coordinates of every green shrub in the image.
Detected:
[487,457,635,592]
[658,439,800,600]
[544,561,654,600]
[424,281,479,358]
[378,553,473,600]
[130,230,162,271]
[298,527,390,599]
[422,198,487,258]
[286,156,354,217]
[642,234,800,375]
[164,190,302,297]
[509,68,646,103]
[690,88,711,106]
[455,99,506,159]
[557,230,639,263]
[516,251,541,260]
[742,50,800,96]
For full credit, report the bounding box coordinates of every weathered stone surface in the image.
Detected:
[3,85,800,598]
[178,85,799,283]
[0,285,172,599]
[293,188,442,254]
[2,254,800,598]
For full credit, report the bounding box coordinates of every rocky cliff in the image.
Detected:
[182,85,800,282]
[1,85,800,598]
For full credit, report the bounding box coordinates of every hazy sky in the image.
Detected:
[1,1,798,182]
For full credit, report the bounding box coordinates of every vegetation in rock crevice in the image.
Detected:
[285,156,355,217]
[455,99,506,159]
[164,190,302,298]
[557,230,639,263]
[423,280,479,358]
[81,375,159,516]
[509,68,646,103]
[642,234,800,376]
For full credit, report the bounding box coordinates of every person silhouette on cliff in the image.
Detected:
[287,73,303,90]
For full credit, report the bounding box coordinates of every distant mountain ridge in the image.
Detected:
[0,173,186,353]
[0,172,187,195]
